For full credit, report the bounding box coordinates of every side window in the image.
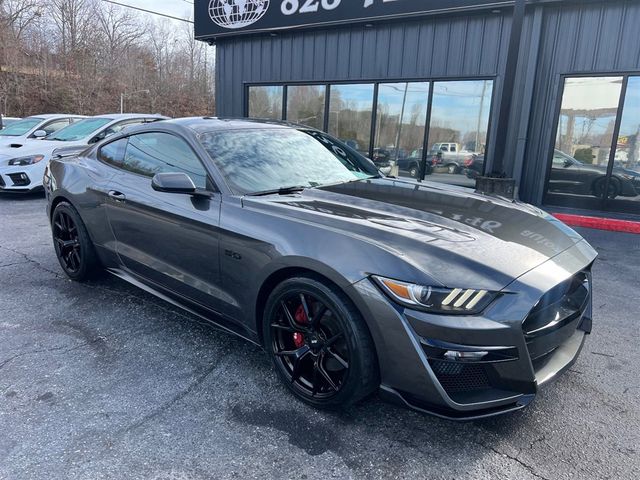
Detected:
[41,119,70,135]
[123,132,208,188]
[98,138,128,168]
[92,120,145,143]
[451,145,457,152]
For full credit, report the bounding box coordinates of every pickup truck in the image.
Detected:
[430,142,477,174]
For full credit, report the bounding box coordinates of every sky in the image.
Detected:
[112,0,195,26]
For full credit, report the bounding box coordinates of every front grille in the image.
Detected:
[524,270,591,364]
[429,359,491,394]
[7,172,30,186]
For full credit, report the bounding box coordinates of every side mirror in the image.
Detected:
[33,130,47,138]
[564,160,572,168]
[151,172,197,195]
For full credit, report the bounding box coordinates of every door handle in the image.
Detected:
[108,190,126,202]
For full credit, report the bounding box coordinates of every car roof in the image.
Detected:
[26,114,86,119]
[88,113,169,121]
[165,117,309,134]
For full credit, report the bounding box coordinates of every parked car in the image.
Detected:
[0,114,167,193]
[0,116,21,129]
[397,150,433,178]
[548,149,639,199]
[372,148,392,174]
[0,114,85,148]
[463,154,485,179]
[44,117,597,419]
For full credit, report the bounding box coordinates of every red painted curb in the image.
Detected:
[553,213,640,234]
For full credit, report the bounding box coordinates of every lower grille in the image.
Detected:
[7,172,30,186]
[0,175,5,187]
[429,359,491,394]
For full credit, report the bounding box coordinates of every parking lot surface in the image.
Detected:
[0,194,638,480]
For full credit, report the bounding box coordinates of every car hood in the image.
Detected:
[244,178,589,290]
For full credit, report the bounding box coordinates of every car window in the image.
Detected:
[98,138,128,168]
[451,145,457,152]
[40,119,71,135]
[123,132,208,188]
[199,128,376,195]
[0,117,42,136]
[49,118,112,141]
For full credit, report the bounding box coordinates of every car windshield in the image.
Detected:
[48,118,112,141]
[199,128,375,195]
[0,118,42,136]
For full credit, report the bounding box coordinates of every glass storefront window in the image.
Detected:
[328,84,375,157]
[607,76,640,214]
[426,80,493,188]
[374,82,429,179]
[545,77,623,210]
[248,86,283,119]
[286,85,326,130]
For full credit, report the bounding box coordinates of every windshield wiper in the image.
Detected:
[247,185,307,197]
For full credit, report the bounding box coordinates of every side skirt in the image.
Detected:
[106,267,261,347]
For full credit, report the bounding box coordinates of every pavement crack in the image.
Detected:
[0,244,62,278]
[476,442,552,480]
[118,361,221,435]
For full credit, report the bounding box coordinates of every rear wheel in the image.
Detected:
[263,276,378,408]
[593,177,619,199]
[52,202,100,281]
[409,165,419,178]
[447,163,458,175]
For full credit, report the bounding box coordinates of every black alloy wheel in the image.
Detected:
[264,276,378,408]
[52,202,100,281]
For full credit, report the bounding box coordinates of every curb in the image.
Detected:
[553,213,640,234]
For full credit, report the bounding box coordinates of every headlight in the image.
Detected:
[373,276,498,314]
[8,154,45,166]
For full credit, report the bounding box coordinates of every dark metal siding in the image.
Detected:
[519,0,640,204]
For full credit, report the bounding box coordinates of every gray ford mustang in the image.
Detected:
[43,118,596,420]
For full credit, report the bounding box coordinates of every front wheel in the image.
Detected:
[51,202,100,281]
[263,276,378,408]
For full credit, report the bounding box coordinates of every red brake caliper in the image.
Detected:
[293,304,308,348]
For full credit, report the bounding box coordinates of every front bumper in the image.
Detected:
[0,164,45,192]
[354,239,596,420]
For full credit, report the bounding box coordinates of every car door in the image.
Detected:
[104,131,224,312]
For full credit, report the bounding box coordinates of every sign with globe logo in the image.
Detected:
[208,0,270,30]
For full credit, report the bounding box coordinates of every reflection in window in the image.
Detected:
[248,86,283,119]
[286,85,326,130]
[545,77,623,209]
[328,84,374,156]
[607,76,640,214]
[374,82,429,178]
[427,80,493,188]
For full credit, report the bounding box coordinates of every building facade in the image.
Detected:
[196,0,640,217]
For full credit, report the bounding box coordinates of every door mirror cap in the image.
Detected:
[33,130,47,138]
[152,172,197,194]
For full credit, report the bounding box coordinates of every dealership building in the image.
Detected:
[195,0,640,217]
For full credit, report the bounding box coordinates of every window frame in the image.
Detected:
[96,130,217,192]
[543,72,640,213]
[244,75,496,182]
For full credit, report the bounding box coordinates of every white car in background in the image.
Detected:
[0,114,85,148]
[0,114,168,193]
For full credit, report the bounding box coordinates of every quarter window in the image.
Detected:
[122,132,208,188]
[98,138,128,168]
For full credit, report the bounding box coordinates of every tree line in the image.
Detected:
[0,0,215,118]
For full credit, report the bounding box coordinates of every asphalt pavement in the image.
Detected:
[0,193,638,480]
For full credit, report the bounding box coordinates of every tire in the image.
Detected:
[263,275,378,409]
[409,165,419,178]
[447,163,458,175]
[51,201,101,281]
[593,177,619,199]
